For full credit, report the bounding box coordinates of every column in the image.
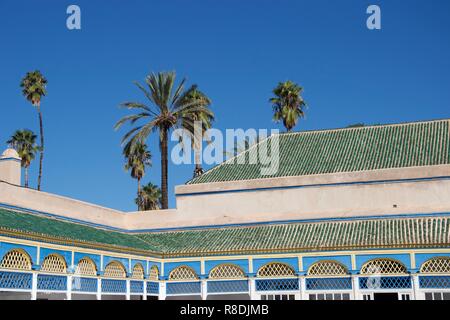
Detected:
[158,281,166,300]
[143,281,147,300]
[66,275,72,300]
[96,278,102,300]
[299,277,306,300]
[249,278,258,300]
[31,273,38,300]
[352,275,359,300]
[201,279,208,300]
[126,279,131,300]
[412,274,421,300]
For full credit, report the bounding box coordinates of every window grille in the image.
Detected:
[360,259,407,275]
[40,254,67,274]
[37,274,67,291]
[147,281,159,295]
[420,257,450,274]
[209,264,246,279]
[166,281,201,295]
[359,276,411,289]
[130,280,143,293]
[307,261,348,276]
[72,277,97,292]
[0,249,32,270]
[103,261,126,278]
[169,266,198,281]
[131,263,144,279]
[0,271,32,290]
[207,280,249,293]
[257,263,296,278]
[148,265,159,280]
[75,257,97,276]
[419,276,450,289]
[101,279,126,293]
[256,278,299,291]
[306,277,352,290]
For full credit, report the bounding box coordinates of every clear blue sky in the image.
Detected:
[1,0,449,211]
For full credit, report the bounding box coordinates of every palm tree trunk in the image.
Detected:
[24,166,29,188]
[137,177,141,211]
[194,149,203,178]
[37,103,44,191]
[160,128,169,209]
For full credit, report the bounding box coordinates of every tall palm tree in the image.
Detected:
[135,182,162,211]
[179,85,214,178]
[7,129,39,187]
[270,80,306,132]
[115,72,211,209]
[20,71,47,190]
[123,140,152,209]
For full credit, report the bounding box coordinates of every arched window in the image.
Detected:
[103,261,126,278]
[420,257,450,274]
[168,266,198,281]
[75,257,97,276]
[148,265,159,281]
[209,264,246,279]
[131,263,145,279]
[360,258,407,275]
[41,254,67,273]
[0,249,32,270]
[307,260,349,276]
[257,263,296,278]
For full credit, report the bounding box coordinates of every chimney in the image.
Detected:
[0,148,21,186]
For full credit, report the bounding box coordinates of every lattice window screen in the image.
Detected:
[0,249,32,270]
[131,264,144,279]
[103,261,126,278]
[307,261,348,276]
[75,258,97,276]
[209,264,246,279]
[420,257,450,274]
[257,263,296,278]
[360,259,407,275]
[40,254,67,273]
[169,266,198,281]
[148,265,159,281]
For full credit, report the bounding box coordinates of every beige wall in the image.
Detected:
[0,165,449,231]
[0,158,21,186]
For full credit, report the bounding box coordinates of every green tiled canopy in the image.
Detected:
[1,208,449,258]
[188,119,450,184]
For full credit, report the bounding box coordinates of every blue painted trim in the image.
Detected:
[179,176,450,197]
[2,202,450,234]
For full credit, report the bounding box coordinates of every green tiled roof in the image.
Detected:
[188,119,450,184]
[1,208,448,258]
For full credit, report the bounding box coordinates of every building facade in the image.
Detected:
[0,119,449,300]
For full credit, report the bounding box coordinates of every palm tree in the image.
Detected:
[135,182,162,211]
[123,140,152,209]
[7,129,39,187]
[179,85,214,178]
[270,80,306,132]
[20,71,47,190]
[115,72,211,209]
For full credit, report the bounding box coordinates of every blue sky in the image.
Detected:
[1,0,449,211]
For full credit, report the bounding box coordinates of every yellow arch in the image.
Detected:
[209,263,246,279]
[307,260,349,276]
[420,257,450,274]
[41,253,67,273]
[360,258,407,275]
[104,261,127,278]
[257,262,296,278]
[169,265,198,281]
[0,249,33,271]
[75,257,97,276]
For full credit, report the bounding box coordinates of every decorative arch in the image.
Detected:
[257,262,296,278]
[420,257,450,274]
[209,264,246,279]
[0,249,32,271]
[169,265,198,281]
[75,257,97,276]
[40,254,67,273]
[103,261,127,278]
[148,265,159,281]
[360,258,407,275]
[131,263,145,279]
[307,260,349,276]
